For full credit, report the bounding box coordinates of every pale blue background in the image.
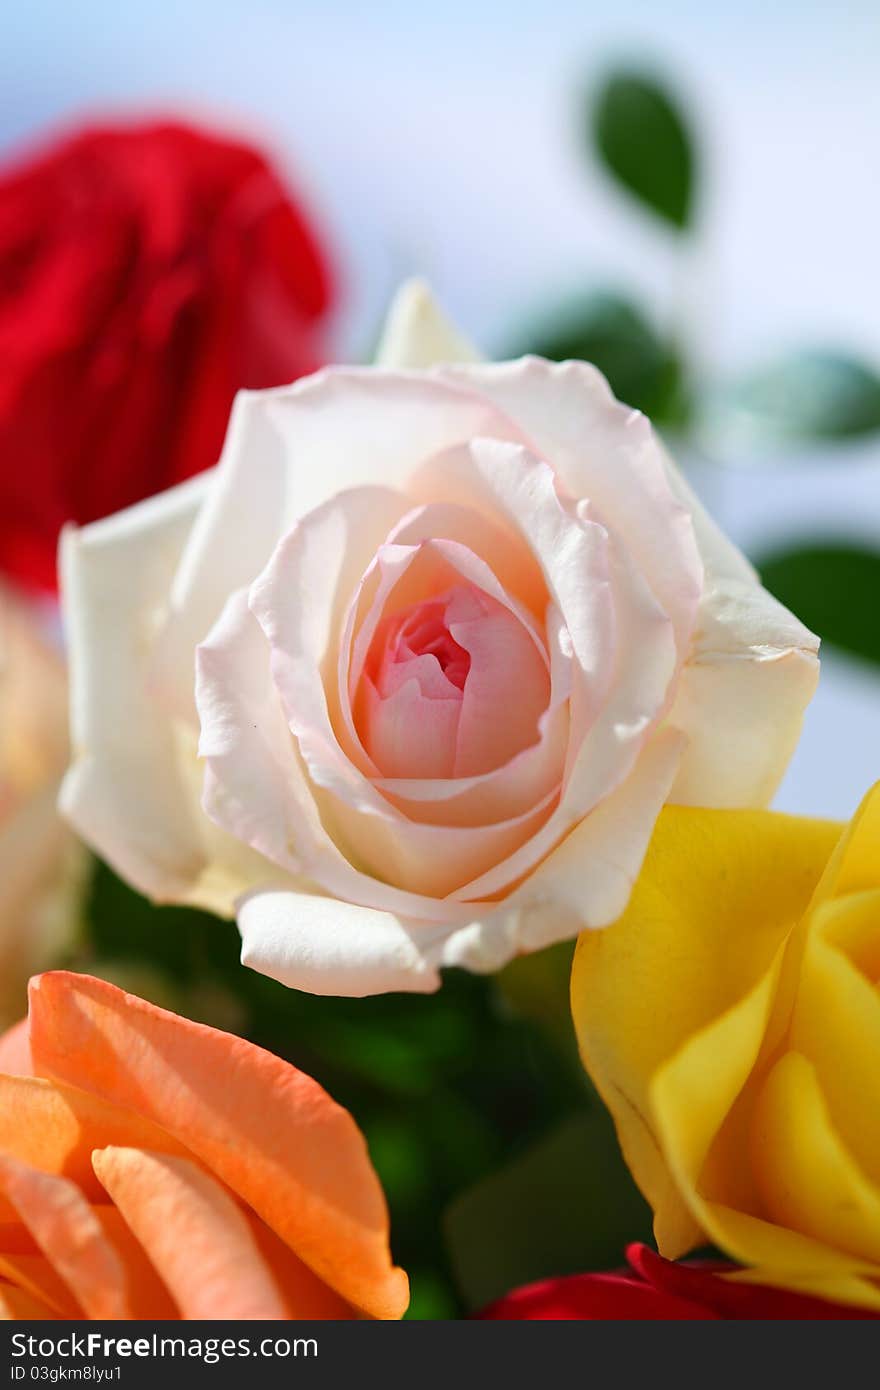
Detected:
[5,0,880,818]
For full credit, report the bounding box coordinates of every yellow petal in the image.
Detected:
[751,1051,880,1265]
[650,941,786,1254]
[764,783,880,1046]
[790,892,880,1179]
[814,780,880,903]
[725,1263,880,1313]
[571,804,840,1254]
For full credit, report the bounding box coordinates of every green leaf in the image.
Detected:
[708,352,880,452]
[511,291,690,426]
[592,70,695,230]
[444,1110,653,1311]
[496,940,583,1077]
[757,542,880,665]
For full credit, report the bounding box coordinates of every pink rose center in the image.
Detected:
[380,597,472,693]
[358,583,549,781]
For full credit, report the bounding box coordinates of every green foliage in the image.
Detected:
[592,70,696,230]
[709,352,880,451]
[444,1110,653,1310]
[511,292,689,426]
[757,541,880,666]
[497,939,581,1075]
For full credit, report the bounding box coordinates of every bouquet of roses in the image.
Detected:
[0,112,877,1329]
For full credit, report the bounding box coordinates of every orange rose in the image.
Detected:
[0,972,408,1320]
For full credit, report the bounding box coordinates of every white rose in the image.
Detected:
[60,283,819,996]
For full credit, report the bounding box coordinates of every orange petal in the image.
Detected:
[29,972,408,1318]
[0,1019,31,1076]
[0,1252,80,1318]
[92,1208,179,1319]
[246,1213,353,1319]
[0,1154,130,1318]
[0,1281,56,1319]
[0,1223,38,1255]
[0,1073,187,1206]
[0,1194,178,1320]
[93,1147,289,1320]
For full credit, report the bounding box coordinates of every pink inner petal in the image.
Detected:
[376,602,472,698]
[358,582,549,782]
[447,588,550,777]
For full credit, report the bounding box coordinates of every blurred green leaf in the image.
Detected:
[592,70,695,230]
[757,542,880,665]
[444,1110,653,1311]
[511,291,690,426]
[707,352,880,452]
[404,1270,460,1321]
[497,940,583,1077]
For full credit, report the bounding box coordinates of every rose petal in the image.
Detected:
[382,496,547,618]
[197,589,317,877]
[0,1284,58,1318]
[27,972,409,1319]
[668,578,820,808]
[374,279,480,368]
[198,588,476,925]
[370,596,571,828]
[0,1019,31,1076]
[239,890,443,996]
[92,1147,290,1320]
[432,727,686,973]
[571,803,841,1257]
[249,523,557,896]
[413,438,615,742]
[0,1154,130,1318]
[448,586,550,776]
[148,393,301,725]
[505,726,688,944]
[436,358,703,653]
[373,699,569,829]
[0,1251,81,1319]
[0,1073,186,1204]
[361,584,549,781]
[443,544,677,904]
[0,782,78,1027]
[60,474,211,901]
[170,367,523,718]
[245,1213,353,1318]
[751,1053,880,1264]
[360,676,462,780]
[92,1207,180,1318]
[788,896,880,1181]
[0,587,69,794]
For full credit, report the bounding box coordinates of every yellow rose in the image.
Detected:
[571,782,880,1311]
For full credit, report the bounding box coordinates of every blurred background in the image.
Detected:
[3,0,879,1317]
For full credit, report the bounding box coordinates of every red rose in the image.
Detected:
[478,1245,878,1320]
[0,119,334,590]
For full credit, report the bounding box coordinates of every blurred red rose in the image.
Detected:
[0,119,334,590]
[478,1245,878,1320]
